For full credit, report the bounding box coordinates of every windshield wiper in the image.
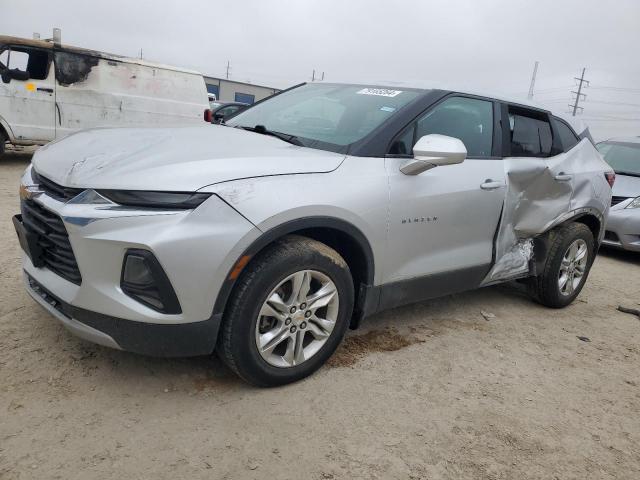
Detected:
[615,170,640,178]
[237,125,304,146]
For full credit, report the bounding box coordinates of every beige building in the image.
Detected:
[204,76,279,104]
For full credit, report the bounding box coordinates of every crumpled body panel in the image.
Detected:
[483,139,610,285]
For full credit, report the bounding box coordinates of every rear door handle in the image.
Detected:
[480,180,503,190]
[554,173,572,182]
[37,87,54,93]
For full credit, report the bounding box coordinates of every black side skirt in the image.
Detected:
[364,263,491,315]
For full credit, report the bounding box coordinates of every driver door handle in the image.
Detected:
[554,173,572,182]
[480,180,503,190]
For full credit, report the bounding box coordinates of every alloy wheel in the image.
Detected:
[255,270,339,368]
[558,239,588,296]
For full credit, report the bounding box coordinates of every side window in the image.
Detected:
[508,108,553,157]
[0,49,9,69]
[553,118,580,151]
[218,105,240,118]
[0,47,50,80]
[414,96,494,157]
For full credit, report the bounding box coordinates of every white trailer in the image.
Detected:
[0,35,209,152]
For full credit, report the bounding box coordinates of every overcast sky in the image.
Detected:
[2,0,639,140]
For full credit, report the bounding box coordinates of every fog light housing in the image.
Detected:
[121,249,181,314]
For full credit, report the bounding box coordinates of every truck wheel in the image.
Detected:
[529,223,595,308]
[218,235,354,387]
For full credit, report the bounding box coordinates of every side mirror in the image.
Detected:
[400,134,467,175]
[1,68,29,83]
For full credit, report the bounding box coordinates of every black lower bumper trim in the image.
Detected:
[27,273,221,357]
[72,309,222,357]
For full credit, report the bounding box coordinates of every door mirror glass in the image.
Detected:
[400,134,467,175]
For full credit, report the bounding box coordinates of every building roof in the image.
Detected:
[202,75,279,91]
[0,35,202,75]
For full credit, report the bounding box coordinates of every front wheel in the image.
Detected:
[217,235,354,387]
[529,222,595,308]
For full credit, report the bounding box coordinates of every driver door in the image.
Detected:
[382,96,505,305]
[0,46,55,142]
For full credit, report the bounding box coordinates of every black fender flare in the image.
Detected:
[211,216,376,318]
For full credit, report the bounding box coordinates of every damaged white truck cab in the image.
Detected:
[0,35,209,153]
[14,83,613,386]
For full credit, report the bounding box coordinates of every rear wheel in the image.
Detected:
[529,223,595,308]
[218,235,354,387]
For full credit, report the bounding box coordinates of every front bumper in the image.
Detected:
[602,206,640,252]
[17,184,260,356]
[25,273,222,356]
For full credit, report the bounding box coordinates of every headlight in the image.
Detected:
[626,197,640,209]
[97,190,211,209]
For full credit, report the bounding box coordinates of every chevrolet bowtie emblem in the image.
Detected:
[19,184,44,201]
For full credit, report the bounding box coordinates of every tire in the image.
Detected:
[529,222,595,308]
[0,130,6,155]
[217,235,354,387]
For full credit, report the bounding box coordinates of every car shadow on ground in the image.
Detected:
[54,282,531,391]
[1,149,37,166]
[598,247,640,265]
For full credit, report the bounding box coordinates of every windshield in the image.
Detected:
[226,83,422,153]
[597,141,640,176]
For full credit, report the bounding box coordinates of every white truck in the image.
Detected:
[0,34,210,153]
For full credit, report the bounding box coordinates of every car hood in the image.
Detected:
[32,125,345,191]
[612,173,640,198]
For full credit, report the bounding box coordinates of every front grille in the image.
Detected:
[21,199,82,285]
[33,171,83,202]
[26,273,73,319]
[611,196,630,207]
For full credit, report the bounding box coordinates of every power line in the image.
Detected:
[589,86,640,93]
[583,99,640,108]
[570,67,589,116]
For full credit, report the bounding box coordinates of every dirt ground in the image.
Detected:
[1,150,639,480]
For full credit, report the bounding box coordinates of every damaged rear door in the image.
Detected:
[483,105,572,283]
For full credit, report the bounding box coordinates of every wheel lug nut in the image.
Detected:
[289,306,296,314]
[290,326,297,333]
[300,322,307,329]
[285,318,291,325]
[300,302,307,309]
[305,310,312,318]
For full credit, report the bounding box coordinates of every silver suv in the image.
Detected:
[14,83,613,386]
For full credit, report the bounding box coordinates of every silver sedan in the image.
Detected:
[598,137,640,252]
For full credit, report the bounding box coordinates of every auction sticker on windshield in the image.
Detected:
[357,88,403,97]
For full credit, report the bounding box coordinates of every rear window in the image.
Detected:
[553,118,580,151]
[508,108,553,157]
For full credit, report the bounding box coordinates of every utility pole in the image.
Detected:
[570,67,589,116]
[527,61,539,99]
[321,71,325,81]
[312,69,315,82]
[225,61,231,80]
